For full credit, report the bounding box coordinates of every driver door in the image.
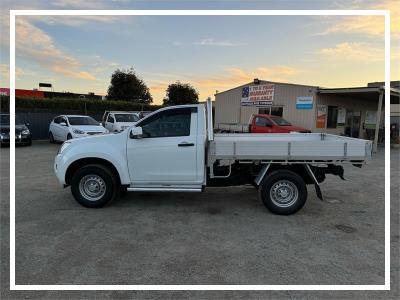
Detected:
[127,107,198,185]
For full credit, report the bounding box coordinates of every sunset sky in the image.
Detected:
[0,0,399,105]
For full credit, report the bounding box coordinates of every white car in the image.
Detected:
[49,115,108,142]
[103,111,140,132]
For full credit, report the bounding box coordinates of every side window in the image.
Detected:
[107,114,114,123]
[255,117,272,127]
[53,117,60,124]
[137,107,193,138]
[62,117,68,125]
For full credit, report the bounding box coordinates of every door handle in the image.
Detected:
[178,142,195,147]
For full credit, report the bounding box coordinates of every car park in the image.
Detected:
[54,100,372,215]
[0,113,32,146]
[49,115,108,143]
[102,111,140,132]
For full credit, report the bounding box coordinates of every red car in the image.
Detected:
[249,114,311,133]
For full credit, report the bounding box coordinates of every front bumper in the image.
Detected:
[54,153,66,185]
[1,133,31,144]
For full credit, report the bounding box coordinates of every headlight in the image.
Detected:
[73,129,85,134]
[58,141,71,154]
[21,129,30,135]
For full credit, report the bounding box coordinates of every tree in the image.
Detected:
[107,68,152,103]
[163,82,199,106]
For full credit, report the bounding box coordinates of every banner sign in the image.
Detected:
[337,108,346,127]
[365,111,377,129]
[316,105,327,128]
[296,96,313,109]
[241,84,274,107]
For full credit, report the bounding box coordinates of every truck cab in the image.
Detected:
[250,114,311,133]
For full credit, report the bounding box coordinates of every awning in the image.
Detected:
[318,86,400,104]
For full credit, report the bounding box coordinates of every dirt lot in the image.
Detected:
[0,142,399,299]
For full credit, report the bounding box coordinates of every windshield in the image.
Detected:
[68,116,99,126]
[115,113,139,122]
[270,116,292,126]
[0,114,23,125]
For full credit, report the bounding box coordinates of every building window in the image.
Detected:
[327,106,338,128]
[259,106,283,117]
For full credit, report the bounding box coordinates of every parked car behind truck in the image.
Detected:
[102,111,140,133]
[49,115,108,143]
[54,100,372,215]
[216,114,311,133]
[0,114,32,146]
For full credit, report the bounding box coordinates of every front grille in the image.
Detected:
[87,132,103,135]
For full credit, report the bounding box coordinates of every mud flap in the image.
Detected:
[304,164,324,201]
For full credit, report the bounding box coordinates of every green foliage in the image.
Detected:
[0,96,161,114]
[163,82,199,106]
[107,67,153,103]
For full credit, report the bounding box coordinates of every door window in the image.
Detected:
[53,117,61,124]
[137,107,193,138]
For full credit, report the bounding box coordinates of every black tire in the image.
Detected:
[71,164,120,208]
[26,139,32,146]
[67,133,72,140]
[259,170,307,215]
[49,132,55,143]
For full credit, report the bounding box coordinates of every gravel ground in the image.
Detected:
[0,142,399,299]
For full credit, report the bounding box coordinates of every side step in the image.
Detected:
[127,187,202,192]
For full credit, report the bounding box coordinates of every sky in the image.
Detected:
[0,0,399,105]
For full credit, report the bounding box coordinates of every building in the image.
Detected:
[0,88,102,100]
[215,79,400,151]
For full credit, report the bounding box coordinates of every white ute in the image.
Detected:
[103,111,140,132]
[54,100,372,215]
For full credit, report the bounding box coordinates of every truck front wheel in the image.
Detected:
[71,164,120,208]
[259,170,307,215]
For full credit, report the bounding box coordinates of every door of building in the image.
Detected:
[345,111,361,138]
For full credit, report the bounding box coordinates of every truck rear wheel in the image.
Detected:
[71,164,120,208]
[259,170,307,215]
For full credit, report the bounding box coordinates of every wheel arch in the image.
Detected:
[257,164,314,186]
[65,157,122,186]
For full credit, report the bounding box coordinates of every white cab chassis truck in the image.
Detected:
[54,100,372,215]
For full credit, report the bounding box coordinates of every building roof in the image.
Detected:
[215,80,318,95]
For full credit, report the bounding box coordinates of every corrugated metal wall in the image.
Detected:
[215,81,317,130]
[17,111,103,140]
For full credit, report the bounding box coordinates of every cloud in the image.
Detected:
[193,38,242,47]
[0,63,28,82]
[15,18,96,81]
[319,0,400,38]
[147,65,302,103]
[317,42,385,61]
[28,15,123,27]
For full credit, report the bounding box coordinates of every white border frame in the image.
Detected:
[9,9,391,291]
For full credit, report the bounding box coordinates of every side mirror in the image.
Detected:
[25,122,30,127]
[60,122,67,126]
[129,126,143,139]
